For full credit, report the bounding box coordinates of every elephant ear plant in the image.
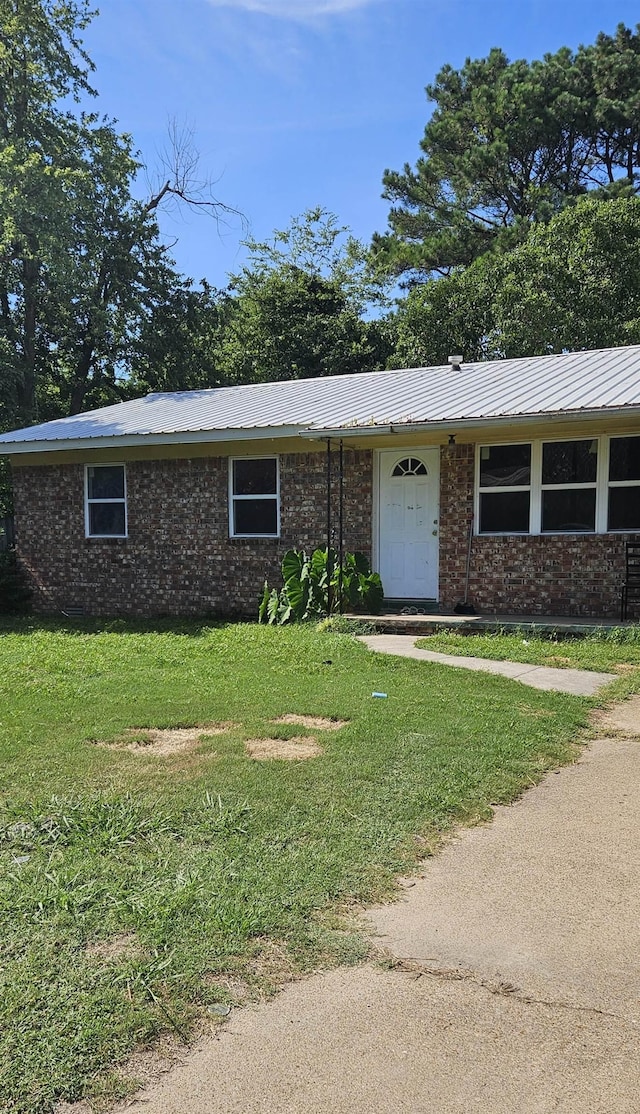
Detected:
[259,547,383,624]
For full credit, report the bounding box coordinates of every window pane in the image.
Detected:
[609,437,640,482]
[89,502,126,536]
[479,444,531,488]
[233,459,277,495]
[234,498,278,535]
[542,489,596,532]
[479,491,530,532]
[87,465,125,500]
[542,440,597,485]
[608,487,640,531]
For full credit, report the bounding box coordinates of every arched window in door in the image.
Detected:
[392,457,428,477]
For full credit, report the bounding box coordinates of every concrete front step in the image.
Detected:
[347,611,635,637]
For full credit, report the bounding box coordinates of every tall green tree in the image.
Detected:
[216,209,394,384]
[0,0,237,428]
[373,24,640,283]
[0,0,96,425]
[391,196,640,367]
[129,280,231,394]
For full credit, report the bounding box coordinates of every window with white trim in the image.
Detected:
[85,464,127,537]
[229,457,279,537]
[478,443,531,533]
[541,439,597,532]
[608,436,640,530]
[477,436,640,535]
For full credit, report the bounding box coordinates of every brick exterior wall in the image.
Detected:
[439,443,636,618]
[12,450,373,618]
[11,441,636,619]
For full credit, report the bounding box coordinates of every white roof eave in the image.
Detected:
[0,423,308,456]
[301,405,640,440]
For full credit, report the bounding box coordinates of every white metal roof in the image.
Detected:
[2,345,640,454]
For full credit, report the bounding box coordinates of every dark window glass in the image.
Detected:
[479,444,531,488]
[87,465,125,500]
[233,458,277,495]
[234,499,278,535]
[609,437,640,482]
[542,440,597,485]
[542,489,596,532]
[479,491,530,533]
[608,487,640,531]
[89,502,126,536]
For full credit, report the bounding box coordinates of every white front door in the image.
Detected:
[377,449,439,599]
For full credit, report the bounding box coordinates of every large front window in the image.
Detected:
[85,464,127,537]
[608,436,640,530]
[229,457,279,537]
[478,444,531,533]
[541,439,597,532]
[477,436,640,534]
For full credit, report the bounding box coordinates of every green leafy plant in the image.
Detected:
[259,547,383,624]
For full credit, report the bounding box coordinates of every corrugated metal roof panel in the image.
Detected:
[2,345,640,448]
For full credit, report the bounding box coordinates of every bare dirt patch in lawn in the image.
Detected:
[591,697,640,737]
[271,714,348,731]
[245,736,323,760]
[85,932,141,963]
[54,1101,93,1114]
[96,724,237,757]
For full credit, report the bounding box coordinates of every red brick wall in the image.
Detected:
[12,443,636,619]
[12,450,373,617]
[438,443,636,618]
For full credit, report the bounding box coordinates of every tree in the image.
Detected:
[391,196,640,367]
[0,0,239,428]
[215,209,395,384]
[129,280,232,394]
[373,24,640,283]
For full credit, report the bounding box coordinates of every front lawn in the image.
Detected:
[0,620,590,1112]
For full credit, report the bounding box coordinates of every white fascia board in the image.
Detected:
[300,406,640,440]
[0,424,307,456]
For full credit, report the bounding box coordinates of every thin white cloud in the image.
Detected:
[207,0,380,20]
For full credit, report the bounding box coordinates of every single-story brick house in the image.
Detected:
[1,344,640,619]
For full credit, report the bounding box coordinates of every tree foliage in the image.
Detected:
[215,209,394,384]
[373,24,640,282]
[391,196,640,367]
[0,0,239,430]
[128,280,231,394]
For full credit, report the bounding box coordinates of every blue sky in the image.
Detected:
[83,0,640,289]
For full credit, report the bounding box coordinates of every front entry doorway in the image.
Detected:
[377,449,440,600]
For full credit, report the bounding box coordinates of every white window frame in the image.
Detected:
[476,435,640,535]
[607,434,640,531]
[539,437,599,535]
[84,463,128,539]
[477,441,533,534]
[229,456,280,539]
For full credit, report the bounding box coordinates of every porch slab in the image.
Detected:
[349,611,635,636]
[358,634,617,696]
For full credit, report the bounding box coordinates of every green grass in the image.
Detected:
[415,625,640,676]
[0,618,595,1112]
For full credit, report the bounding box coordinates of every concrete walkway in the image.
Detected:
[119,700,640,1114]
[358,633,617,695]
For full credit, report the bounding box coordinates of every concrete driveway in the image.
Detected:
[119,700,640,1114]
